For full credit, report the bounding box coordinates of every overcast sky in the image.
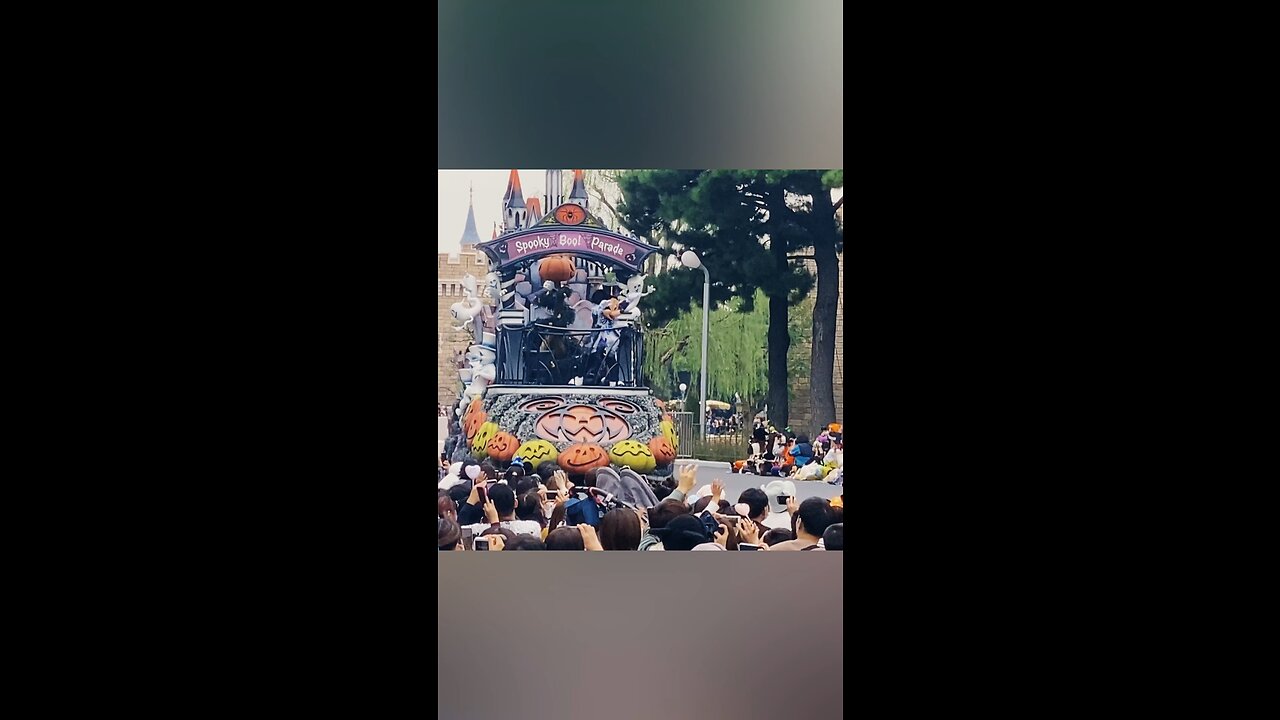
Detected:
[438,170,843,255]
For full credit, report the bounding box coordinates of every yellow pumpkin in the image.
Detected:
[472,422,498,457]
[608,440,656,473]
[514,439,559,469]
[660,420,678,451]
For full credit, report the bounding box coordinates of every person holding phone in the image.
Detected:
[768,498,835,551]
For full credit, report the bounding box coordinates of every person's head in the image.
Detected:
[761,528,794,546]
[537,463,558,486]
[650,499,691,530]
[654,515,710,551]
[514,477,536,496]
[737,488,769,521]
[795,498,834,540]
[479,461,500,480]
[438,495,458,523]
[516,491,546,527]
[448,483,471,508]
[822,523,843,551]
[488,483,517,518]
[582,468,602,488]
[545,527,585,551]
[478,526,517,548]
[796,434,809,446]
[505,535,546,551]
[438,517,462,551]
[692,495,713,514]
[598,508,642,551]
[830,506,843,525]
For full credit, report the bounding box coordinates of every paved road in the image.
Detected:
[677,460,844,504]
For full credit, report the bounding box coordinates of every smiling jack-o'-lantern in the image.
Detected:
[472,422,499,457]
[539,255,576,283]
[659,419,678,451]
[609,440,656,473]
[558,442,610,472]
[648,435,676,465]
[514,439,559,469]
[521,397,638,444]
[464,410,487,440]
[486,431,518,462]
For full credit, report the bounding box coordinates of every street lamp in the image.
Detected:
[681,250,710,440]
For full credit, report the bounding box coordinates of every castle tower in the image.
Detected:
[544,169,564,212]
[502,169,526,232]
[460,183,482,248]
[567,169,588,210]
[525,197,543,226]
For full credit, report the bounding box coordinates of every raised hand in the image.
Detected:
[483,498,499,524]
[711,478,724,502]
[738,518,760,546]
[676,464,698,494]
[486,534,506,551]
[578,523,604,551]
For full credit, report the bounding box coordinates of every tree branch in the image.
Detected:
[832,197,844,213]
[787,254,815,260]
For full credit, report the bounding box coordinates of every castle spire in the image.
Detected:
[459,188,481,247]
[567,169,588,210]
[502,169,527,231]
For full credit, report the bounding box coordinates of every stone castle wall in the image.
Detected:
[437,250,495,414]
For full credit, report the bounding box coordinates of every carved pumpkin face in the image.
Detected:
[558,442,610,472]
[472,422,498,457]
[660,420,678,451]
[486,431,518,462]
[514,439,559,469]
[465,410,487,440]
[648,436,676,465]
[539,255,575,282]
[609,440,655,473]
[521,397,637,444]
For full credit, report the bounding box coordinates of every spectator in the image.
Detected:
[652,515,714,551]
[545,524,603,551]
[505,536,546,551]
[476,526,517,551]
[460,482,543,537]
[598,508,642,551]
[821,523,843,551]
[791,434,813,468]
[734,488,772,537]
[438,517,462,551]
[769,498,833,551]
[438,493,458,524]
[637,465,699,550]
[761,528,794,547]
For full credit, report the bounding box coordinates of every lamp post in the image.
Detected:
[681,251,710,440]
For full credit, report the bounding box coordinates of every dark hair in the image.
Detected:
[438,517,461,550]
[692,496,713,514]
[537,464,557,484]
[448,483,471,507]
[505,465,527,485]
[762,528,794,546]
[480,461,500,479]
[505,535,546,551]
[738,488,769,519]
[655,515,708,551]
[795,498,834,538]
[795,434,809,445]
[438,489,449,499]
[582,468,601,488]
[438,495,457,519]
[830,506,843,525]
[479,526,517,544]
[545,527,585,551]
[717,499,732,513]
[822,523,843,551]
[566,473,586,487]
[516,491,546,527]
[514,477,536,496]
[650,499,691,530]
[488,483,517,516]
[598,509,641,551]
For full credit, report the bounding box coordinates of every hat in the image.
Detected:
[691,543,726,551]
[760,479,797,514]
[650,515,710,551]
[690,484,714,501]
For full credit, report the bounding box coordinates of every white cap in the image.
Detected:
[760,480,797,514]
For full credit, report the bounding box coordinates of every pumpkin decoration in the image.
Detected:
[464,410,487,440]
[608,440,656,473]
[539,255,576,283]
[557,442,611,472]
[471,422,499,457]
[514,439,559,469]
[521,397,637,444]
[486,431,518,462]
[659,420,678,451]
[648,435,676,465]
[828,423,842,433]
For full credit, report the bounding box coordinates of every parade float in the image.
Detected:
[444,195,679,477]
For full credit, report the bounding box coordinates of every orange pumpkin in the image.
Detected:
[558,442,611,472]
[486,431,518,462]
[464,397,484,425]
[648,435,676,465]
[539,255,575,282]
[465,410,487,440]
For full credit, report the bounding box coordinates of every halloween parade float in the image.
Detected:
[444,175,679,483]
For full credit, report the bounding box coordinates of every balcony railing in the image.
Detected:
[497,323,644,387]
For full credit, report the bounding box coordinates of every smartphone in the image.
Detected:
[738,544,761,551]
[698,510,719,537]
[474,537,490,551]
[476,486,487,503]
[461,528,475,551]
[777,495,791,504]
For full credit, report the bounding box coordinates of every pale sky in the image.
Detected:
[438,170,843,255]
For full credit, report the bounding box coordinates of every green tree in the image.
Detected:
[618,170,818,426]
